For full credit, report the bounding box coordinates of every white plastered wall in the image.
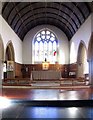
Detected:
[0,15,23,64]
[70,15,91,64]
[23,25,69,64]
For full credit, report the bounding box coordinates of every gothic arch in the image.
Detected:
[32,28,58,64]
[5,41,15,78]
[77,40,89,78]
[88,33,93,61]
[0,35,4,79]
[0,34,4,61]
[88,33,93,86]
[5,41,15,61]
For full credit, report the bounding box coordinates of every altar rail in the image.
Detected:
[2,77,89,86]
[3,78,31,84]
[60,77,89,86]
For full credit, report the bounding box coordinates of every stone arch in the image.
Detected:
[0,35,4,79]
[88,32,93,86]
[5,41,15,61]
[0,34,4,61]
[77,40,89,78]
[5,41,15,78]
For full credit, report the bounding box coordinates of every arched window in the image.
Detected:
[33,29,58,64]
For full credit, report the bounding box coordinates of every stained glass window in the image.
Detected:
[34,29,58,64]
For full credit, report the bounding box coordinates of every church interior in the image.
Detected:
[0,1,93,119]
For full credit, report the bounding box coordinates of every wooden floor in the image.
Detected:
[2,88,93,100]
[1,80,93,119]
[2,105,93,119]
[1,87,93,119]
[1,88,93,119]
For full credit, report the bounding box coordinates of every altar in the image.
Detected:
[31,70,61,80]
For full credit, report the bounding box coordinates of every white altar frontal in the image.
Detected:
[31,70,61,80]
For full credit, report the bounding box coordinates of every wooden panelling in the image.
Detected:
[68,63,77,78]
[14,63,77,78]
[62,64,69,78]
[21,64,69,78]
[15,62,22,78]
[69,63,77,71]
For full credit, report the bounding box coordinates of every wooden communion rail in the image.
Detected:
[2,77,89,86]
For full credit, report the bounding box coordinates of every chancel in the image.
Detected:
[0,1,93,119]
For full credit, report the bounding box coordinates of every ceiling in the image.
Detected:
[1,2,92,41]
